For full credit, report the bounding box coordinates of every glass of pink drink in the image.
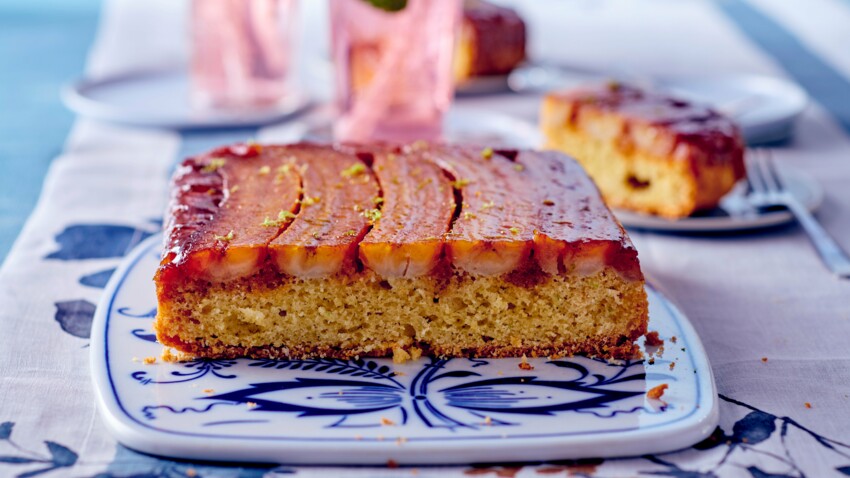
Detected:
[330,0,461,143]
[191,0,297,110]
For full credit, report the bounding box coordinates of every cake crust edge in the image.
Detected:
[156,328,647,362]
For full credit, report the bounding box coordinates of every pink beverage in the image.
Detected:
[191,0,296,109]
[331,0,461,143]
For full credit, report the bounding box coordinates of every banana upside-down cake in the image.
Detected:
[154,142,648,360]
[454,0,526,83]
[541,83,746,219]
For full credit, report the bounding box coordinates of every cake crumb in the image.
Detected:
[186,468,197,477]
[761,357,768,363]
[483,416,492,426]
[381,417,396,426]
[387,459,399,468]
[396,436,407,446]
[132,357,140,363]
[143,356,157,365]
[246,402,257,409]
[805,402,812,409]
[411,469,419,476]
[161,349,178,363]
[518,355,534,371]
[669,362,676,371]
[354,434,363,440]
[410,347,423,361]
[670,336,678,344]
[161,348,191,363]
[392,347,411,364]
[645,331,664,347]
[203,389,215,395]
[648,357,655,365]
[647,384,668,400]
[377,435,385,441]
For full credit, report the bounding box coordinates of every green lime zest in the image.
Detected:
[363,0,407,12]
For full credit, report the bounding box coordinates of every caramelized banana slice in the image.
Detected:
[159,143,301,282]
[428,146,537,276]
[269,145,378,278]
[359,148,455,278]
[517,150,641,279]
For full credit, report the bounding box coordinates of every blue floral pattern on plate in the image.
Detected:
[90,236,717,465]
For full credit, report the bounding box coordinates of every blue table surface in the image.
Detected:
[0,1,101,264]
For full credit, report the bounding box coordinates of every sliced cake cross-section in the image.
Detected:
[154,143,648,360]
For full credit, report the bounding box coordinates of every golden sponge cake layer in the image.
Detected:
[156,267,645,360]
[155,143,648,360]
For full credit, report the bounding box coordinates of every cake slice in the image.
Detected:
[454,0,527,83]
[154,142,648,360]
[541,83,746,218]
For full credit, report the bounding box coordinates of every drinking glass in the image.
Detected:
[191,0,297,109]
[330,0,461,143]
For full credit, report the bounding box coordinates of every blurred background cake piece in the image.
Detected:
[454,0,526,83]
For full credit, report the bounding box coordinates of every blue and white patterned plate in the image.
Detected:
[91,235,718,465]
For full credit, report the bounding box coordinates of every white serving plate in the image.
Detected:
[616,166,823,233]
[509,66,808,144]
[63,67,312,129]
[91,235,718,465]
[455,74,512,96]
[658,75,808,145]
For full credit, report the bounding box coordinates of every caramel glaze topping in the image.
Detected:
[427,144,538,276]
[462,0,526,76]
[158,142,302,283]
[518,150,642,281]
[553,83,745,177]
[359,146,456,278]
[268,145,378,278]
[157,142,642,283]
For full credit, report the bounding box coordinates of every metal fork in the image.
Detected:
[747,149,850,278]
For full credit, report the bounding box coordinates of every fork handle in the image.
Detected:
[785,199,850,278]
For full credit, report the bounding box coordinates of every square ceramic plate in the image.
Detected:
[91,236,717,465]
